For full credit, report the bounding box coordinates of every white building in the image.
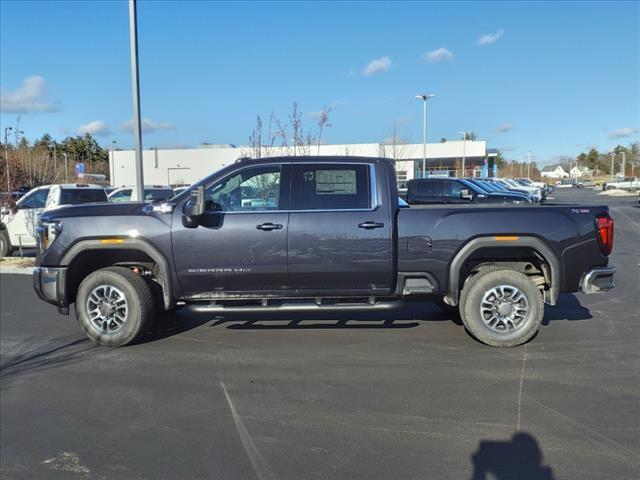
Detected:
[569,165,592,178]
[109,140,490,187]
[540,165,569,179]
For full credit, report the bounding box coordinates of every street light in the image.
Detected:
[4,126,12,192]
[458,131,468,177]
[415,93,435,178]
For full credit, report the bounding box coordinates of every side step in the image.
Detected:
[190,297,402,313]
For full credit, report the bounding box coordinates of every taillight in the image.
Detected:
[595,215,614,256]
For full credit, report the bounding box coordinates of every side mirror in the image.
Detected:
[182,186,204,228]
[460,188,474,201]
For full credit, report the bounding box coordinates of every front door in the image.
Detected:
[172,164,290,294]
[287,162,393,295]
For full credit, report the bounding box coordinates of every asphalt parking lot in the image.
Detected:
[1,188,638,480]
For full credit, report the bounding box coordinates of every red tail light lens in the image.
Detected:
[595,215,614,256]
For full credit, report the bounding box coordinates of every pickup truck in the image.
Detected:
[33,156,616,348]
[1,183,107,257]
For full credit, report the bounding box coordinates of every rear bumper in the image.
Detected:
[580,266,615,294]
[33,266,69,313]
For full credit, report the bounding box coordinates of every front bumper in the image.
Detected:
[33,266,69,314]
[580,266,615,294]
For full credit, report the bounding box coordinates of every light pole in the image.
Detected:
[621,151,626,177]
[129,0,145,202]
[415,93,435,178]
[4,126,12,192]
[458,131,468,177]
[527,150,532,178]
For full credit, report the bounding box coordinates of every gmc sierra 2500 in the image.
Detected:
[33,156,615,347]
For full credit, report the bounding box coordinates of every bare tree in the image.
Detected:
[316,106,332,155]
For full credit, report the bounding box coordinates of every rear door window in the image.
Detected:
[291,164,370,210]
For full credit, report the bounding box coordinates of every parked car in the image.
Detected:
[406,178,529,204]
[34,156,615,348]
[475,178,537,203]
[603,177,639,191]
[464,178,533,203]
[108,185,175,203]
[1,184,107,256]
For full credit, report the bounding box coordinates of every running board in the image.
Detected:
[190,297,402,313]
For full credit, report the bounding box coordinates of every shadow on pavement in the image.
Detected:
[470,432,555,480]
[137,301,460,340]
[542,293,592,325]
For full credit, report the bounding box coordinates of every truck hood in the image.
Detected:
[40,201,151,221]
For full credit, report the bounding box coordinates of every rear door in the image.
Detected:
[287,162,393,295]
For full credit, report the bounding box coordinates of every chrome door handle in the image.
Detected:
[358,222,384,229]
[256,223,283,231]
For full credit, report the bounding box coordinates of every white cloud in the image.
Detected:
[77,120,111,136]
[363,56,391,76]
[121,118,176,134]
[0,75,59,113]
[608,127,639,139]
[421,48,454,64]
[496,122,513,133]
[477,29,504,45]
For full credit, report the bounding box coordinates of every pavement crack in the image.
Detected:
[516,343,528,430]
[220,381,276,480]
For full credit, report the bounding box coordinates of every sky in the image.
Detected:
[1,0,639,165]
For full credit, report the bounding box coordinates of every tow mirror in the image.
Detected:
[460,188,474,201]
[182,186,204,228]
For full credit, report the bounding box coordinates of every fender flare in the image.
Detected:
[447,236,560,306]
[61,238,174,309]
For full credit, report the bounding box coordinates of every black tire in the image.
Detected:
[0,230,10,258]
[75,266,155,347]
[459,269,544,347]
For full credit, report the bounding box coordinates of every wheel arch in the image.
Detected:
[61,239,174,309]
[447,236,560,307]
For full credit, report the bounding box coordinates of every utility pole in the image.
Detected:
[621,151,626,177]
[4,127,12,192]
[129,0,145,202]
[527,150,532,178]
[610,152,615,181]
[63,153,68,182]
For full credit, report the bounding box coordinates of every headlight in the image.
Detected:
[37,220,62,252]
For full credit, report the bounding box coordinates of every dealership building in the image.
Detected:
[109,140,496,187]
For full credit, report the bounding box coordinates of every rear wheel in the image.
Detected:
[75,266,155,347]
[459,269,544,347]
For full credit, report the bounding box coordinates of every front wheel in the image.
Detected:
[0,231,10,258]
[75,266,155,347]
[459,269,544,347]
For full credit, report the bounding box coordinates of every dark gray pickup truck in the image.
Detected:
[34,156,615,347]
